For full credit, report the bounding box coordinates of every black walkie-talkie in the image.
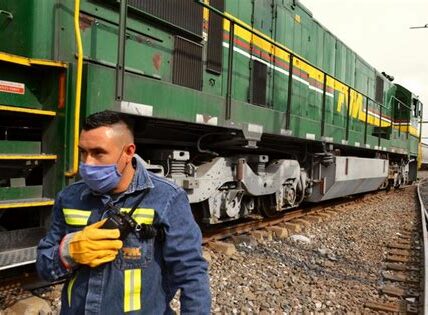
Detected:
[101,192,147,240]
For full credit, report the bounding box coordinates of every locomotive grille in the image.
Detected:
[251,59,268,106]
[128,0,203,37]
[206,0,224,74]
[173,36,203,91]
[375,75,384,104]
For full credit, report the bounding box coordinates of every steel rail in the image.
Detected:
[202,209,307,244]
[417,179,428,315]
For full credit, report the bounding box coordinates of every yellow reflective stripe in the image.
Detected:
[120,208,155,225]
[63,208,90,226]
[124,269,142,312]
[67,273,78,307]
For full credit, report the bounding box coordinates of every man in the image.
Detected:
[37,110,211,314]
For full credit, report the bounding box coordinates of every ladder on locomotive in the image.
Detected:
[0,51,67,270]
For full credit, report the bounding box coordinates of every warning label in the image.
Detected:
[0,80,25,95]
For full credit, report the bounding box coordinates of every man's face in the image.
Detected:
[79,126,125,166]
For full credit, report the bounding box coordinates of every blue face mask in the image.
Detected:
[79,162,122,194]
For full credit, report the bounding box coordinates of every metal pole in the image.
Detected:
[378,104,382,147]
[407,109,410,139]
[115,0,128,102]
[226,21,235,120]
[345,87,351,141]
[398,100,401,137]
[320,73,327,137]
[286,54,294,130]
[364,96,369,144]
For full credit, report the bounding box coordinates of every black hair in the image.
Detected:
[82,110,134,135]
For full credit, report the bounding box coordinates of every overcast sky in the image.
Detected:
[302,0,428,136]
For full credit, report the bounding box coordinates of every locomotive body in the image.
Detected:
[0,0,422,269]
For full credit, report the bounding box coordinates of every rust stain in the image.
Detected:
[79,13,94,31]
[153,53,162,71]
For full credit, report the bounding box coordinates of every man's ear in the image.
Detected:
[125,143,136,162]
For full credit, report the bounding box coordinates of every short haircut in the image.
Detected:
[82,110,134,136]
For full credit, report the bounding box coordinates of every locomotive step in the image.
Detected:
[0,246,38,271]
[0,51,66,69]
[0,226,47,271]
[0,154,57,160]
[0,198,54,210]
[0,186,47,203]
[0,105,56,117]
[0,140,43,155]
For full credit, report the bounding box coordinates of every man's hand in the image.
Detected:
[60,219,123,268]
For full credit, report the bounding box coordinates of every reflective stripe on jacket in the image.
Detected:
[36,155,211,314]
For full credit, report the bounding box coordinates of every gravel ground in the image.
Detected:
[204,188,420,314]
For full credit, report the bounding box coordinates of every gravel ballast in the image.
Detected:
[206,188,420,314]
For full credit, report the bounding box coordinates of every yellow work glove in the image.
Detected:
[60,219,123,268]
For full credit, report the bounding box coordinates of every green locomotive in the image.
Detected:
[0,0,423,270]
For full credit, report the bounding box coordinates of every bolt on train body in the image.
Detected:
[0,0,423,270]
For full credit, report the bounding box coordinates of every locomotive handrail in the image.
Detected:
[195,0,401,142]
[65,0,84,177]
[115,0,128,102]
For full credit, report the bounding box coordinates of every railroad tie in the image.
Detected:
[364,301,402,312]
[304,215,323,224]
[266,226,288,239]
[283,222,302,234]
[291,218,311,228]
[250,230,272,242]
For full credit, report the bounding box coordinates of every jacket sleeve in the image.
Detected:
[161,189,211,314]
[36,192,73,282]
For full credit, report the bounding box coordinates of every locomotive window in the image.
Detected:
[251,60,268,107]
[375,75,384,104]
[413,98,419,117]
[206,0,224,74]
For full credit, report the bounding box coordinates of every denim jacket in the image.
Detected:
[36,155,211,314]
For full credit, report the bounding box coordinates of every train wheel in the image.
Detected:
[394,174,403,189]
[259,194,279,218]
[386,179,393,192]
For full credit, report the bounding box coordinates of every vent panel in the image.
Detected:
[173,36,203,91]
[128,0,203,36]
[206,0,224,74]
